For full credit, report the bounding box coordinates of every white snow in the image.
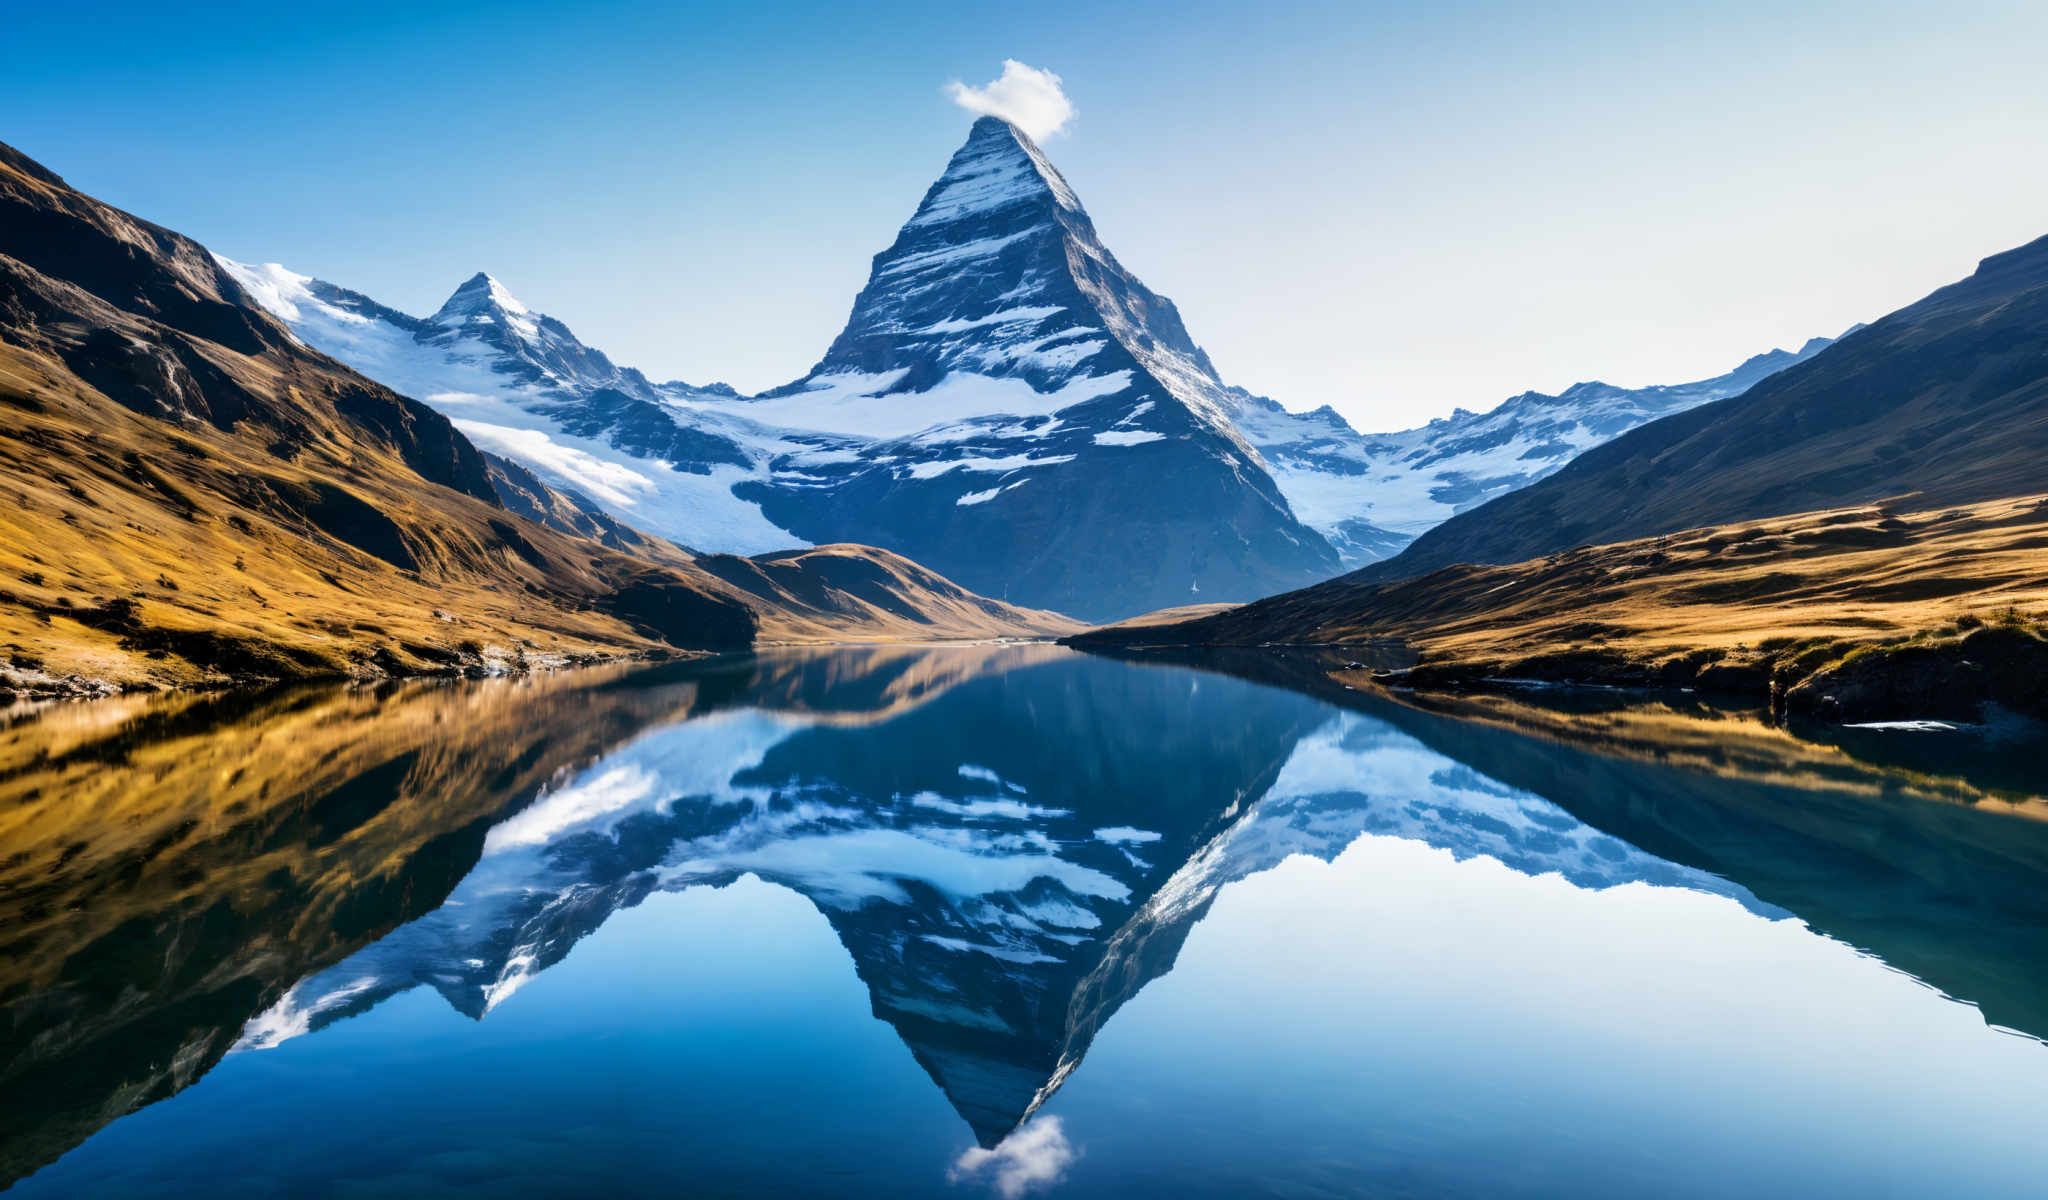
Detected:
[216,255,806,555]
[907,121,1080,228]
[880,226,1048,279]
[1092,429,1163,446]
[722,369,1130,440]
[451,421,658,508]
[234,976,382,1050]
[904,452,1075,480]
[909,792,1070,820]
[920,935,1060,965]
[957,480,1030,506]
[918,305,1065,335]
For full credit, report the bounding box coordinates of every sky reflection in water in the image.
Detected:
[4,646,2047,1198]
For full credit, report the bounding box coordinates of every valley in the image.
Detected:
[0,140,1072,698]
[7,17,2048,1197]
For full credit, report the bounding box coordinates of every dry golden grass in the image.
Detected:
[703,544,1081,644]
[0,339,1070,691]
[1088,492,2048,678]
[0,340,685,688]
[0,142,1072,696]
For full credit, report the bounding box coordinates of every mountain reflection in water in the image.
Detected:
[3,645,2046,1196]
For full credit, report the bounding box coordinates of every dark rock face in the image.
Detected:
[0,144,278,359]
[328,381,497,502]
[1784,626,2048,723]
[605,573,757,650]
[484,452,664,552]
[727,116,1341,620]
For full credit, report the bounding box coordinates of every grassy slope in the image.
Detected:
[0,142,1071,693]
[1076,493,2048,718]
[1356,233,2048,583]
[0,322,712,688]
[701,545,1082,644]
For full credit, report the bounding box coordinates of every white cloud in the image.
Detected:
[944,60,1076,141]
[948,1117,1077,1198]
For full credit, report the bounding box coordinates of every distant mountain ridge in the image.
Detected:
[1351,233,2048,582]
[1227,334,1849,566]
[223,116,1845,614]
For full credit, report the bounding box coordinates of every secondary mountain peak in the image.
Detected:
[430,270,534,331]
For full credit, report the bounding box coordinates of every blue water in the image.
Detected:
[5,647,2047,1197]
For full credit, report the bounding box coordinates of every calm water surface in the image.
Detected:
[4,646,2047,1197]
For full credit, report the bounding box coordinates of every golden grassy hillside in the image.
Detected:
[0,335,726,689]
[0,140,1071,696]
[1077,493,2048,720]
[701,545,1081,643]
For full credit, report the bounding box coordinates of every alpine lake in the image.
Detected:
[5,644,2047,1198]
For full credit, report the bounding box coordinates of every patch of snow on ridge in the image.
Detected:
[666,825,1131,911]
[216,254,805,555]
[958,481,1027,506]
[921,934,1060,965]
[918,305,1066,335]
[880,226,1049,279]
[452,422,657,508]
[1093,429,1164,446]
[729,370,1132,439]
[904,453,1076,480]
[909,792,1070,821]
[235,976,381,1051]
[224,259,313,322]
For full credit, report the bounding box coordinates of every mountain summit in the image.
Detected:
[806,115,1221,408]
[223,117,1841,620]
[732,116,1340,618]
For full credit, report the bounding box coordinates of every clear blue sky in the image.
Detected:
[9,0,2046,429]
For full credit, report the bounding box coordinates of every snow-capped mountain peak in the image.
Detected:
[219,116,1855,617]
[727,116,1340,618]
[429,271,537,333]
[907,115,1082,229]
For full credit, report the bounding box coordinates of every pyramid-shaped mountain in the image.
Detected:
[731,116,1340,619]
[223,117,1849,620]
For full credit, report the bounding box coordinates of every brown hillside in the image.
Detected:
[1075,493,2048,721]
[0,140,1069,693]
